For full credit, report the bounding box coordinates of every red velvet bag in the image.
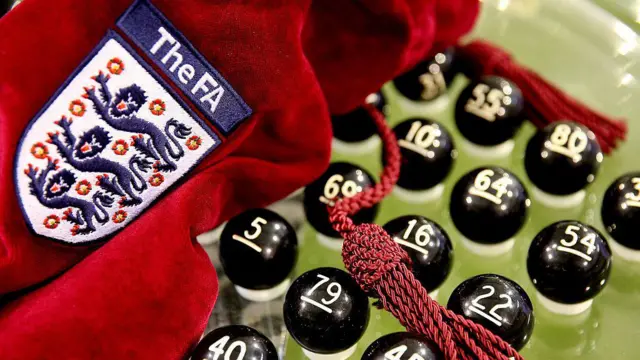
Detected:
[0,0,330,358]
[303,0,480,114]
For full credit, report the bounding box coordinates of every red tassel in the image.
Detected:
[456,40,627,154]
[331,104,524,360]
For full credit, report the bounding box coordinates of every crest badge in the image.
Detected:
[15,1,251,244]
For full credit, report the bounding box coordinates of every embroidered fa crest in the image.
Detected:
[15,1,252,245]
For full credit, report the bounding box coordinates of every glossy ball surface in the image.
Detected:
[602,172,640,250]
[383,215,453,291]
[447,274,535,350]
[391,118,456,191]
[362,332,444,360]
[527,221,612,304]
[450,167,529,243]
[303,162,378,238]
[454,76,525,146]
[525,121,602,195]
[393,47,457,102]
[332,92,387,143]
[190,325,278,360]
[220,208,297,290]
[283,267,370,354]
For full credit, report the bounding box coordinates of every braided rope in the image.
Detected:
[329,104,524,360]
[457,40,626,154]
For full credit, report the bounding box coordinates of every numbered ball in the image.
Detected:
[283,267,370,358]
[303,162,378,238]
[602,173,640,259]
[393,48,457,102]
[454,76,525,146]
[362,332,444,360]
[391,118,456,192]
[447,274,534,350]
[190,325,278,360]
[525,121,602,196]
[450,167,529,247]
[527,221,612,314]
[220,208,297,299]
[332,92,387,144]
[383,216,453,292]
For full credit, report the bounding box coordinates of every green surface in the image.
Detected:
[286,0,640,358]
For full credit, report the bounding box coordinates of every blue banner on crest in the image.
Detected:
[117,0,252,135]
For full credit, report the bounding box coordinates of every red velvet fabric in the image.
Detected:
[0,0,330,358]
[303,0,480,115]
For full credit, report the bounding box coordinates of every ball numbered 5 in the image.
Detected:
[391,118,455,192]
[393,47,456,102]
[190,325,278,360]
[219,208,297,301]
[454,76,524,146]
[525,121,602,196]
[303,162,378,238]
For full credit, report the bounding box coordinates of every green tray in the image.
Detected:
[284,0,640,359]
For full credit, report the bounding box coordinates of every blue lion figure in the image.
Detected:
[48,116,152,207]
[24,158,113,236]
[84,71,192,172]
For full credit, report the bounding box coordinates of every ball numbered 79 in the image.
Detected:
[283,267,370,359]
[303,162,378,238]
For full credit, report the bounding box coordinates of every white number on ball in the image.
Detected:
[464,84,505,122]
[244,217,267,240]
[321,174,360,205]
[624,177,640,208]
[419,71,447,101]
[385,344,426,360]
[398,121,439,157]
[300,274,343,314]
[557,225,596,261]
[469,169,513,205]
[468,285,513,327]
[208,336,247,360]
[545,124,588,162]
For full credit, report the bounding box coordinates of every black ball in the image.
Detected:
[332,92,386,144]
[393,48,457,102]
[525,121,602,195]
[527,221,612,304]
[303,162,378,238]
[190,325,278,360]
[391,118,456,191]
[220,208,297,290]
[450,167,529,244]
[454,76,525,146]
[602,172,640,251]
[382,215,453,292]
[283,267,370,355]
[447,274,535,351]
[362,332,444,360]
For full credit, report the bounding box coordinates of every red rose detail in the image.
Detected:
[107,58,124,75]
[30,142,49,159]
[43,215,60,229]
[186,136,202,151]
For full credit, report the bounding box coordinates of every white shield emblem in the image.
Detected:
[15,34,220,244]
